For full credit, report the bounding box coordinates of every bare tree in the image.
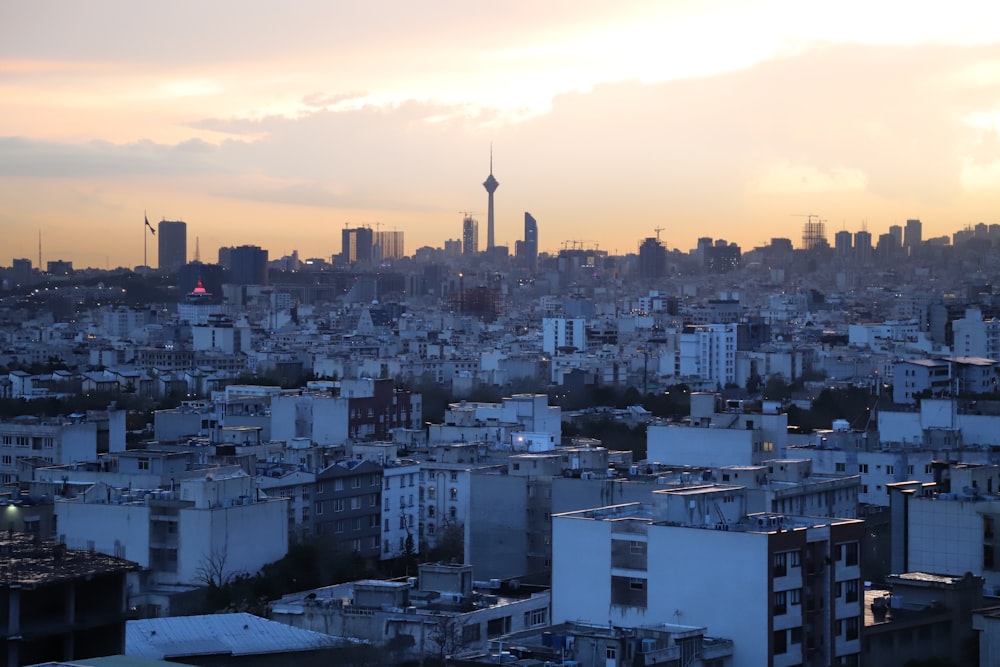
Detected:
[424,615,477,665]
[195,547,241,588]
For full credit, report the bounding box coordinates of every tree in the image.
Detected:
[763,374,790,401]
[424,615,476,665]
[195,547,241,588]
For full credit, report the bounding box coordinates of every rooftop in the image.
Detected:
[126,612,349,660]
[0,533,138,587]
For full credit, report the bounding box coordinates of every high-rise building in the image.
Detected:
[157,220,187,273]
[483,148,499,250]
[637,237,666,279]
[10,258,33,287]
[373,230,405,261]
[889,224,903,247]
[801,217,826,250]
[462,215,479,256]
[341,226,373,265]
[523,212,538,271]
[904,218,922,249]
[229,245,268,285]
[854,230,873,262]
[834,230,853,257]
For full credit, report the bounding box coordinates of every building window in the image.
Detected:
[886,465,894,475]
[773,552,788,577]
[790,550,801,568]
[845,579,859,603]
[370,494,377,507]
[524,608,547,627]
[384,518,390,532]
[839,542,859,566]
[858,464,868,473]
[790,588,801,606]
[774,591,787,615]
[350,497,361,510]
[450,472,458,481]
[450,488,458,501]
[835,462,846,472]
[351,477,361,489]
[314,501,323,515]
[335,519,345,533]
[335,479,344,491]
[385,497,391,511]
[773,629,787,655]
[428,506,436,518]
[428,486,436,499]
[316,482,324,493]
[449,506,457,520]
[790,626,802,645]
[846,616,859,641]
[334,499,344,512]
[611,576,647,608]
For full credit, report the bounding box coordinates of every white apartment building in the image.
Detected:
[381,459,420,560]
[56,467,288,588]
[646,394,787,467]
[0,414,115,485]
[952,308,1000,359]
[890,463,1000,595]
[543,318,586,355]
[678,323,738,388]
[553,486,865,667]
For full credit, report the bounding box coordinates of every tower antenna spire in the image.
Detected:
[483,144,499,251]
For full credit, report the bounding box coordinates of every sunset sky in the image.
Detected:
[2,1,1000,269]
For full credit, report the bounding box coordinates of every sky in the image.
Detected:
[2,1,1000,269]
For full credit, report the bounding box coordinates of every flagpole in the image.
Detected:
[143,210,147,272]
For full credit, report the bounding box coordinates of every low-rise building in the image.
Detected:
[269,562,551,664]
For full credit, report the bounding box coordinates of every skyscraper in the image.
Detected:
[229,245,269,285]
[341,226,373,265]
[638,237,666,279]
[462,215,479,256]
[523,212,538,271]
[158,220,187,273]
[904,218,922,249]
[483,148,499,251]
[834,230,853,257]
[373,230,405,261]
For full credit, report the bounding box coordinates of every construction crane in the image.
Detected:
[654,226,665,241]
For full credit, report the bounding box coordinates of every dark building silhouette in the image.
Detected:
[341,226,373,265]
[178,261,226,297]
[462,215,479,255]
[11,258,33,287]
[518,211,538,271]
[834,230,852,257]
[157,220,187,273]
[45,259,73,276]
[705,240,741,273]
[905,218,922,250]
[229,245,269,285]
[638,236,666,279]
[0,533,137,666]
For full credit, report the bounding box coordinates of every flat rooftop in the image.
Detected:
[0,533,137,587]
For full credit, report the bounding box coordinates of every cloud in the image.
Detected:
[5,40,1000,258]
[0,136,228,178]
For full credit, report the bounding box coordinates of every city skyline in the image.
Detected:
[3,1,1000,267]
